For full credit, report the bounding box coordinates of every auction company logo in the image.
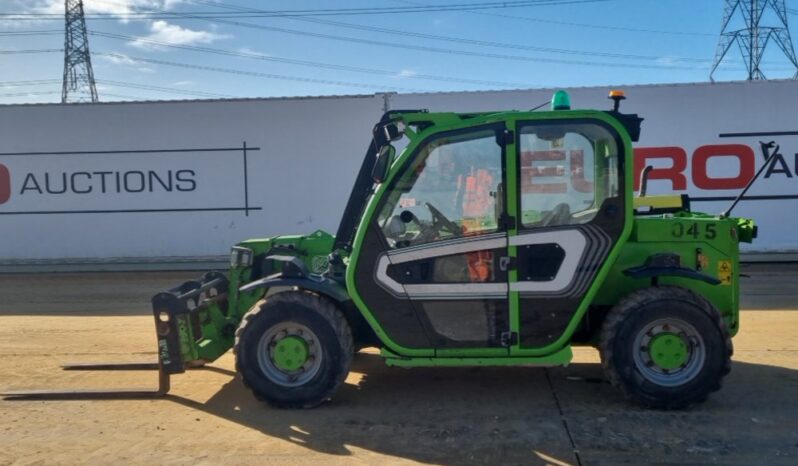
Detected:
[0,143,260,215]
[633,140,797,192]
[0,163,10,205]
[0,164,197,204]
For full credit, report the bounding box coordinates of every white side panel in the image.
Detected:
[1,80,797,264]
[0,96,384,261]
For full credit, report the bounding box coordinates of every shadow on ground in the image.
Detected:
[167,352,798,466]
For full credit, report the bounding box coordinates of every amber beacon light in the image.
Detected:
[609,90,626,111]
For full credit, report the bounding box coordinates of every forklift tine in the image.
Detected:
[61,361,160,371]
[1,367,170,400]
[1,388,165,400]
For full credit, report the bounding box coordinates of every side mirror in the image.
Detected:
[372,144,395,183]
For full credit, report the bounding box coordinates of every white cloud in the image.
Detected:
[131,20,230,48]
[45,1,184,15]
[656,56,691,68]
[98,53,141,67]
[163,0,186,8]
[99,53,139,66]
[97,53,155,74]
[9,1,187,24]
[173,80,194,86]
[397,69,417,78]
[16,1,228,47]
[238,47,262,56]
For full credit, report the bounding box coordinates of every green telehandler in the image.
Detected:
[4,90,759,409]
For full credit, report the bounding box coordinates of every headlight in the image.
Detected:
[230,246,254,268]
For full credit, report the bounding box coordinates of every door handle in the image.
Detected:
[499,256,516,272]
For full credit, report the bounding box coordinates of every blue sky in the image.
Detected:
[1,0,798,103]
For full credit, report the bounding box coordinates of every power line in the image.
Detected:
[101,0,791,71]
[199,21,700,70]
[98,92,147,100]
[0,49,62,54]
[0,81,227,101]
[191,0,711,64]
[89,31,538,88]
[392,0,715,37]
[94,52,429,92]
[0,30,62,36]
[0,26,768,71]
[89,1,724,79]
[89,3,702,71]
[0,79,61,87]
[1,1,614,20]
[0,91,61,98]
[97,79,234,98]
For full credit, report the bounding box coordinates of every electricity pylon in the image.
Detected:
[710,0,798,81]
[62,0,98,103]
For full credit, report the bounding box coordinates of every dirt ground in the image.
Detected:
[0,263,797,466]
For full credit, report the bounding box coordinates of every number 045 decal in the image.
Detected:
[672,222,717,239]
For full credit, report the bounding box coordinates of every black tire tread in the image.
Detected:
[234,290,353,409]
[599,285,733,409]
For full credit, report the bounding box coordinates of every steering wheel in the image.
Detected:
[540,202,571,227]
[425,202,461,236]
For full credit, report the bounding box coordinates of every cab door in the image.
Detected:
[508,118,628,352]
[350,123,513,354]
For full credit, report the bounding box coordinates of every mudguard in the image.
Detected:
[623,253,720,285]
[239,275,350,304]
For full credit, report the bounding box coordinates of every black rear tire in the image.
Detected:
[234,291,353,409]
[599,286,732,409]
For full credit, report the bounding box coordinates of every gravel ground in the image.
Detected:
[0,265,796,465]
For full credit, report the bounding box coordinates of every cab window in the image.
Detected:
[378,128,503,249]
[518,122,620,228]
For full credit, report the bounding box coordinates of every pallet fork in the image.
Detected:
[2,272,228,400]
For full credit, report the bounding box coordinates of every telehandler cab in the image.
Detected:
[4,91,757,409]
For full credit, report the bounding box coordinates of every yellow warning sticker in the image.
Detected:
[717,260,732,286]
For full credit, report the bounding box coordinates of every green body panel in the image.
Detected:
[165,102,754,370]
[184,230,337,363]
[382,345,573,368]
[649,333,689,369]
[593,213,752,336]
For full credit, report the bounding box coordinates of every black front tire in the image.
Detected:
[599,286,732,409]
[234,291,353,409]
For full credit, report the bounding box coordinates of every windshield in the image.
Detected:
[378,127,503,249]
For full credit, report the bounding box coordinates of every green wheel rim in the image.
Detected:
[256,322,322,387]
[632,318,706,387]
[272,336,310,371]
[648,333,689,370]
